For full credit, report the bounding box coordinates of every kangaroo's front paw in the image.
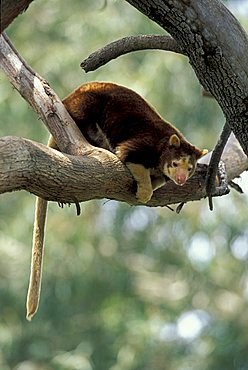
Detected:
[136,185,153,203]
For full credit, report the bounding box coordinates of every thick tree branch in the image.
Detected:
[81,34,184,72]
[124,0,248,156]
[1,135,246,207]
[0,136,225,207]
[0,33,89,155]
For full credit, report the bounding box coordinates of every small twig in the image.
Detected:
[176,202,185,214]
[81,34,184,72]
[229,180,244,194]
[206,120,232,210]
[165,205,174,212]
[74,199,81,216]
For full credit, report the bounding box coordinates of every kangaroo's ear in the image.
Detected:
[200,149,208,157]
[169,134,180,148]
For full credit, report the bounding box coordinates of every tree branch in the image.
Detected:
[81,34,184,72]
[0,33,89,155]
[1,0,34,32]
[206,121,232,210]
[124,0,248,156]
[0,135,246,207]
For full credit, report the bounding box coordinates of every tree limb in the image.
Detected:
[0,33,89,155]
[124,0,248,156]
[81,34,184,72]
[0,135,246,207]
[206,121,232,210]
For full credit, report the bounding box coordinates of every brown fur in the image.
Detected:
[63,82,207,201]
[26,82,207,320]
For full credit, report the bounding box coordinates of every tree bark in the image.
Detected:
[81,35,183,72]
[0,0,34,32]
[125,0,248,155]
[0,33,90,155]
[0,135,240,207]
[0,0,248,208]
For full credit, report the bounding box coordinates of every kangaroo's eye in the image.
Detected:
[188,166,193,172]
[172,161,178,167]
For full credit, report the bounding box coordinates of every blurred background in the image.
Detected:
[0,0,248,369]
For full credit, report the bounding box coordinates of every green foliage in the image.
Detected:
[1,1,248,369]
